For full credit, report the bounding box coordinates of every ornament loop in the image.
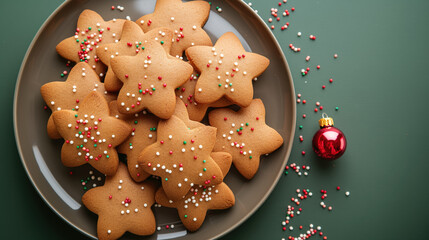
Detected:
[322,113,328,119]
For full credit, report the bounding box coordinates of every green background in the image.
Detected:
[1,0,428,239]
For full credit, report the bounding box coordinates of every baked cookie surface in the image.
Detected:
[82,163,157,240]
[110,40,193,119]
[209,99,284,179]
[56,10,125,76]
[52,91,131,176]
[138,115,224,200]
[186,32,269,107]
[136,0,212,57]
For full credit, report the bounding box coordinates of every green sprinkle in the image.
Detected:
[285,171,289,175]
[240,127,243,130]
[141,46,145,50]
[335,107,339,111]
[152,87,156,91]
[249,156,253,159]
[160,41,164,45]
[94,144,97,147]
[229,83,232,86]
[139,42,142,45]
[61,73,64,77]
[76,146,80,149]
[79,131,82,135]
[129,143,132,146]
[203,168,207,171]
[136,44,139,48]
[184,215,188,218]
[139,89,143,93]
[106,155,110,158]
[236,129,240,132]
[218,84,222,87]
[165,178,168,181]
[83,187,87,190]
[75,114,78,118]
[299,125,303,129]
[183,141,187,145]
[134,120,138,124]
[88,27,91,30]
[72,108,75,111]
[246,123,249,126]
[203,160,206,163]
[76,39,79,42]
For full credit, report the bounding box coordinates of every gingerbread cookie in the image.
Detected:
[186,32,270,107]
[176,71,232,121]
[97,20,174,92]
[56,10,126,76]
[136,0,212,57]
[41,62,116,139]
[138,115,224,200]
[110,40,193,118]
[82,163,157,240]
[155,152,234,232]
[208,99,284,179]
[52,91,132,176]
[112,99,203,183]
[109,101,158,182]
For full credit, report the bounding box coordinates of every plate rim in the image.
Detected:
[13,0,296,239]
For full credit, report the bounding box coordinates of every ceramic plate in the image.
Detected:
[13,0,295,239]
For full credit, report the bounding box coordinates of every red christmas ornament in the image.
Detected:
[312,113,347,160]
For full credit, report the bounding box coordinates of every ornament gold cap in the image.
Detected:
[319,113,334,127]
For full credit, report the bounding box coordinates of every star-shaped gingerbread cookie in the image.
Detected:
[82,162,157,240]
[176,71,232,121]
[208,99,284,179]
[138,115,224,200]
[155,152,234,232]
[56,10,126,76]
[41,62,116,139]
[114,98,204,183]
[52,91,132,176]
[97,20,174,92]
[186,32,270,107]
[110,40,193,119]
[136,0,212,57]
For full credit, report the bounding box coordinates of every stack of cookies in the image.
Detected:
[40,1,284,239]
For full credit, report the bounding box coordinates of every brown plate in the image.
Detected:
[13,0,295,239]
